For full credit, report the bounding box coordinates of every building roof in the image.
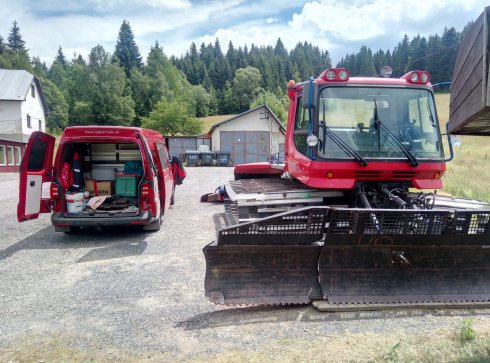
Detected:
[208,104,286,135]
[0,69,49,116]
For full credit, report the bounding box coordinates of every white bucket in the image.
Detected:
[66,192,84,213]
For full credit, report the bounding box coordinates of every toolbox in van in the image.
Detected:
[115,174,138,197]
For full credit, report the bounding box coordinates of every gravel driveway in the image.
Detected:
[1,168,489,362]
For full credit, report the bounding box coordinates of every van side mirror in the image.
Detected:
[302,79,318,109]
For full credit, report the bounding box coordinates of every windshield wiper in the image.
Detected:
[319,123,368,166]
[372,99,419,167]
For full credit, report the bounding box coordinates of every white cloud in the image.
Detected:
[0,0,486,67]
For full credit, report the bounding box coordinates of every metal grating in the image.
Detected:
[218,207,330,245]
[327,209,451,235]
[449,211,490,234]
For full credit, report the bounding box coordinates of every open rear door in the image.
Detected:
[17,131,55,222]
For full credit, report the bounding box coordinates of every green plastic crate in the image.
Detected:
[115,175,138,197]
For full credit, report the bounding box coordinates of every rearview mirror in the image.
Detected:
[302,79,318,109]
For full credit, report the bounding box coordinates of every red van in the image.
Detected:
[17,126,182,233]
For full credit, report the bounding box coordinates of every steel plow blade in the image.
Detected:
[203,242,322,305]
[318,208,490,306]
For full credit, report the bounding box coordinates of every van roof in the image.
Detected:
[61,126,163,142]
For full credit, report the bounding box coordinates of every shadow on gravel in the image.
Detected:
[0,225,148,262]
[176,304,490,331]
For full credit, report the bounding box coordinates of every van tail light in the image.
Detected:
[140,181,152,212]
[50,183,60,199]
[49,182,63,213]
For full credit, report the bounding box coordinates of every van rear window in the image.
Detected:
[27,138,47,171]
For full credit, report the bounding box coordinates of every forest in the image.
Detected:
[0,20,466,135]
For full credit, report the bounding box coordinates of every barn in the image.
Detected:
[208,104,285,165]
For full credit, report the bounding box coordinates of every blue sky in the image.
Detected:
[0,0,487,66]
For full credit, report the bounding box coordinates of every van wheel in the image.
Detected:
[57,226,80,234]
[170,185,176,205]
[143,218,160,231]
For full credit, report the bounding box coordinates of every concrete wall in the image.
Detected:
[0,81,46,137]
[0,101,22,134]
[21,82,46,135]
[211,107,284,154]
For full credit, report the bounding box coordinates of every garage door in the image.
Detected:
[168,138,197,158]
[220,131,270,165]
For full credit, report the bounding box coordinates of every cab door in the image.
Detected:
[17,131,55,222]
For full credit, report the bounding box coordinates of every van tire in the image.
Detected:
[143,218,160,231]
[170,185,176,205]
[58,226,80,234]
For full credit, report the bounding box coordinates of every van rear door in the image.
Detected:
[17,131,55,222]
[154,142,174,210]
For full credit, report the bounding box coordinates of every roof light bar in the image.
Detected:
[402,71,431,84]
[321,68,350,82]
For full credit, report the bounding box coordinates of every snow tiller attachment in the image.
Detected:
[203,207,490,308]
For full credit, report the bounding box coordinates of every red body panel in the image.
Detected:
[282,75,446,190]
[234,162,284,176]
[17,132,56,222]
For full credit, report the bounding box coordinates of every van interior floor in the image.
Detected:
[81,196,139,215]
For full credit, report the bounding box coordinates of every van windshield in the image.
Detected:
[315,86,443,160]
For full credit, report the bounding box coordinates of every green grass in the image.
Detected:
[435,93,490,202]
[198,114,234,134]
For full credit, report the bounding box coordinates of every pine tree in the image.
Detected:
[55,46,67,65]
[7,21,27,53]
[440,27,459,82]
[114,20,143,77]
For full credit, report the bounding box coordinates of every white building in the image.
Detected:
[208,104,285,165]
[0,69,49,172]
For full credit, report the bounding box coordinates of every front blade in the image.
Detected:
[319,208,490,305]
[319,244,490,304]
[203,242,322,305]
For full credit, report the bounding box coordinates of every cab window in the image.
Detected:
[294,96,309,155]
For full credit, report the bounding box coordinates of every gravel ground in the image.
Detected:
[1,168,490,362]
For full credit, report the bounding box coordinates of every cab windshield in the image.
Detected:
[295,86,443,161]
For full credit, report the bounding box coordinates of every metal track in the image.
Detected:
[313,301,490,312]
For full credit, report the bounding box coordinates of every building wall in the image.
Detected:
[21,82,46,135]
[211,107,284,153]
[0,101,22,134]
[0,140,25,172]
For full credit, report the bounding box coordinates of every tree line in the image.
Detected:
[0,20,467,135]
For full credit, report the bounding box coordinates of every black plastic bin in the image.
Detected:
[201,151,215,166]
[185,150,201,166]
[216,151,231,166]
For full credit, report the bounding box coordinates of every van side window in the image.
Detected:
[156,143,169,169]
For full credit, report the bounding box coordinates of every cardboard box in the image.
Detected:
[85,179,113,196]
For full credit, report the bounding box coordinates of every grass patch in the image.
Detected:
[199,114,234,133]
[188,318,490,363]
[435,93,490,202]
[460,318,477,345]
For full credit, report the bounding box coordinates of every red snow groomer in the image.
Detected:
[203,7,490,310]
